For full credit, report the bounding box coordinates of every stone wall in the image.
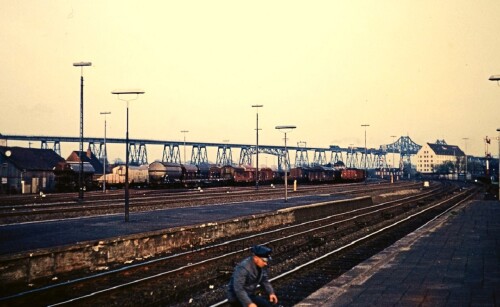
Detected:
[0,196,372,287]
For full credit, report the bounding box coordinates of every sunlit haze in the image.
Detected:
[1,1,499,162]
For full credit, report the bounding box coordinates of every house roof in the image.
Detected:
[67,150,104,174]
[54,161,96,173]
[0,146,65,171]
[427,143,465,156]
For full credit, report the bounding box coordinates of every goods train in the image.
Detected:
[98,165,149,188]
[289,163,366,184]
[114,161,365,188]
[54,160,366,192]
[148,162,277,187]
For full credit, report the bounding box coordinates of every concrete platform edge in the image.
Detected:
[295,198,481,306]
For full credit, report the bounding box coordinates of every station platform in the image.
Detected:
[0,193,350,256]
[296,200,500,306]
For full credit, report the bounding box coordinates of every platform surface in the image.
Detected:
[296,200,500,306]
[0,193,349,256]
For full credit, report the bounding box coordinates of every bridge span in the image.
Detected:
[0,134,422,171]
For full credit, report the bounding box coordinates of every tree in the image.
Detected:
[434,161,456,174]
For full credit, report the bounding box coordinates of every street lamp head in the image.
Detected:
[252,104,264,108]
[73,62,92,67]
[111,90,145,95]
[497,128,500,132]
[489,75,500,81]
[100,112,111,115]
[361,124,370,127]
[275,125,296,130]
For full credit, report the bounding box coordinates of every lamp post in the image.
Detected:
[489,75,500,199]
[252,105,263,189]
[275,125,296,202]
[390,135,397,182]
[112,90,145,222]
[497,128,500,200]
[390,135,397,171]
[462,137,468,182]
[181,130,189,163]
[100,112,111,193]
[73,61,92,201]
[348,143,354,168]
[361,124,370,184]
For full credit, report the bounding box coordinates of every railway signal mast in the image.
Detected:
[276,125,296,202]
[252,105,263,189]
[361,124,370,184]
[100,112,111,193]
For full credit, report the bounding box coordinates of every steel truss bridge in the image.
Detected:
[0,134,422,171]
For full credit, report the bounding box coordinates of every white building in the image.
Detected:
[416,141,465,174]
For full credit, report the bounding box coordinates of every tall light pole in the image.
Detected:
[73,61,92,201]
[489,75,500,199]
[112,90,145,222]
[349,143,354,168]
[390,135,397,180]
[252,105,263,189]
[361,124,370,184]
[181,130,189,163]
[276,125,296,202]
[462,137,468,182]
[100,112,111,193]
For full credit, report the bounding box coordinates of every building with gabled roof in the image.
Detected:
[416,141,465,174]
[0,146,64,194]
[66,149,105,179]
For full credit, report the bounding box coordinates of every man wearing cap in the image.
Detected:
[226,245,279,307]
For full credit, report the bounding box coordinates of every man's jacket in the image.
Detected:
[226,256,274,306]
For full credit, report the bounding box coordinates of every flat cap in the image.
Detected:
[251,245,272,258]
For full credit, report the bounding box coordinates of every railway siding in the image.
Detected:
[0,196,372,290]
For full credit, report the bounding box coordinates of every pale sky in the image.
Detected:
[1,1,499,162]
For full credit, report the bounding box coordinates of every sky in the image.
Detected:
[1,1,499,163]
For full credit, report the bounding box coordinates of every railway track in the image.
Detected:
[0,181,420,224]
[0,182,478,306]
